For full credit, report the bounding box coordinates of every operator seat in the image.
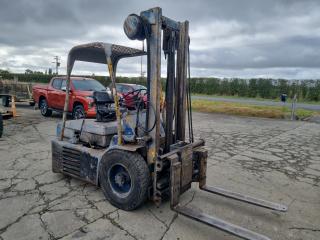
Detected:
[93,91,116,122]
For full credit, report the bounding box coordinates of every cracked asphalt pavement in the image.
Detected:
[0,104,319,240]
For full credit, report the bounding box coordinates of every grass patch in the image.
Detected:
[192,99,319,119]
[193,94,320,105]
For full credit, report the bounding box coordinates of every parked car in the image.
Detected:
[111,83,147,109]
[33,77,109,119]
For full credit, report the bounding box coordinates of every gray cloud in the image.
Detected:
[0,0,319,79]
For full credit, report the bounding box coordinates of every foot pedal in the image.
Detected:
[201,185,287,212]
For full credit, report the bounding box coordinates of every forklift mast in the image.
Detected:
[124,7,194,203]
[124,8,287,240]
[124,7,191,157]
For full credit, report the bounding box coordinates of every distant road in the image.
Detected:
[192,95,320,111]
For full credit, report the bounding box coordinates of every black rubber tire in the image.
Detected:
[2,97,9,107]
[99,150,150,211]
[39,98,52,117]
[0,113,3,138]
[29,101,35,106]
[72,104,85,119]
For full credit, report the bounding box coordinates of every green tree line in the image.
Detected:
[188,78,320,101]
[1,71,319,101]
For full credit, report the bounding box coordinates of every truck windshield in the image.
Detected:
[72,79,106,91]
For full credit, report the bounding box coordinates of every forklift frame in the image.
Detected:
[56,7,287,240]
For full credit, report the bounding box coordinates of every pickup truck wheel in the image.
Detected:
[72,105,85,119]
[99,150,150,211]
[2,96,9,107]
[39,98,52,117]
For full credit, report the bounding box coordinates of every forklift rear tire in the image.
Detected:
[2,96,9,107]
[0,113,3,138]
[99,150,150,211]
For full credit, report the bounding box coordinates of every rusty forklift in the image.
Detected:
[52,7,287,240]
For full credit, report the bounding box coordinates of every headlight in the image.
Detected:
[86,96,95,108]
[86,96,94,100]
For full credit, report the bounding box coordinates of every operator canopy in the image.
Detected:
[66,42,146,75]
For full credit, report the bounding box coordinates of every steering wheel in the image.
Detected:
[122,88,147,98]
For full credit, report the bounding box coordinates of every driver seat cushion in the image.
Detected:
[93,91,116,122]
[93,91,114,104]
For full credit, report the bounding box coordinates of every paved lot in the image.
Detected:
[0,104,319,240]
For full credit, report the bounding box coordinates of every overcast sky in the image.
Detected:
[0,0,319,79]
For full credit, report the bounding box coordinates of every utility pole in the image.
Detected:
[52,56,61,75]
[291,94,297,121]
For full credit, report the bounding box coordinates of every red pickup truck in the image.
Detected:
[33,77,108,119]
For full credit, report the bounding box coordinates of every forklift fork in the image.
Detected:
[169,146,287,240]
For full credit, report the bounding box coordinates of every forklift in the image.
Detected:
[0,94,18,138]
[52,7,287,240]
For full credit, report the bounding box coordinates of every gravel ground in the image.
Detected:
[0,104,319,240]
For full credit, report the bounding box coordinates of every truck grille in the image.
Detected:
[62,147,81,177]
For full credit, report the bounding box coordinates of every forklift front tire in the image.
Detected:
[99,150,150,211]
